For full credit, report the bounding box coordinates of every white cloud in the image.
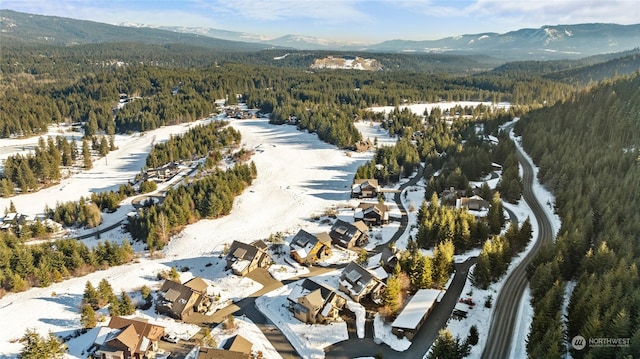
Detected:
[199,0,371,22]
[468,0,640,25]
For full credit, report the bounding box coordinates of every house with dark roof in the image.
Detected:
[93,317,165,359]
[289,229,332,265]
[339,261,386,303]
[351,179,381,198]
[380,246,400,273]
[225,240,271,276]
[329,219,369,249]
[355,202,389,225]
[287,279,346,324]
[156,277,212,320]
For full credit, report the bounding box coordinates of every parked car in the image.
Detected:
[162,333,179,343]
[156,351,171,359]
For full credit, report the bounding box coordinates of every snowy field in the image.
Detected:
[0,119,217,216]
[368,101,511,118]
[0,117,373,357]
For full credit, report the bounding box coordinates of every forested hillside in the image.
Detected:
[515,73,640,358]
[1,41,576,144]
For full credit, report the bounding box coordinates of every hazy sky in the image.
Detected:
[3,0,640,43]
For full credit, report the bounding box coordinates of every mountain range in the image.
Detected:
[2,9,639,61]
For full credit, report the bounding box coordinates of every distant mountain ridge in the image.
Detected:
[0,9,274,51]
[126,22,640,60]
[2,9,639,60]
[367,24,640,60]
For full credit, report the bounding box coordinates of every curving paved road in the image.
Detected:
[480,131,555,359]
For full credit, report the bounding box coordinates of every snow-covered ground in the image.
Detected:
[373,313,411,351]
[368,101,510,118]
[0,118,373,357]
[0,119,219,216]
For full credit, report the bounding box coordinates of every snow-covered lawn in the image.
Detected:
[373,313,411,351]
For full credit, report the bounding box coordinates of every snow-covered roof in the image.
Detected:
[231,259,250,274]
[93,326,117,346]
[321,302,333,317]
[391,289,441,330]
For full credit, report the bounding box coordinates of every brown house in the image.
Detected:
[338,261,386,303]
[355,202,389,225]
[222,334,253,355]
[94,317,165,359]
[329,219,369,249]
[287,279,346,324]
[156,277,211,320]
[197,346,250,359]
[457,195,489,211]
[289,229,332,265]
[225,240,271,276]
[351,179,381,198]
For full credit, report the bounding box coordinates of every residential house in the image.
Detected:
[355,202,389,226]
[457,195,489,211]
[289,229,332,265]
[225,240,271,276]
[338,261,385,303]
[222,335,253,356]
[351,179,381,198]
[391,289,442,340]
[287,279,346,324]
[196,346,250,359]
[156,277,212,320]
[380,246,400,273]
[94,317,165,359]
[440,187,467,205]
[329,219,369,249]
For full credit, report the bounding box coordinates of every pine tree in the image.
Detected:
[97,279,114,308]
[82,140,92,169]
[108,295,122,317]
[168,267,180,282]
[119,291,135,315]
[427,329,470,359]
[487,192,504,234]
[433,239,455,288]
[383,272,402,315]
[82,281,100,309]
[80,304,97,328]
[19,329,66,359]
[468,325,479,346]
[472,246,492,289]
